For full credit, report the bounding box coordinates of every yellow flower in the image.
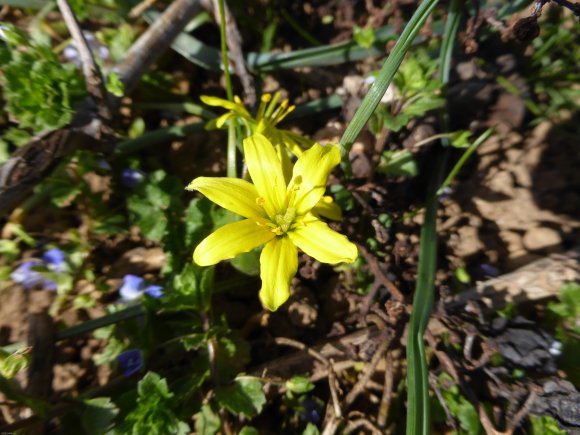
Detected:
[186,134,358,311]
[201,92,312,158]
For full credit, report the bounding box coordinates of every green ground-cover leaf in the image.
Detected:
[121,372,190,435]
[215,377,266,418]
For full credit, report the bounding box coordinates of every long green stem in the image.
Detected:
[217,0,237,178]
[217,0,233,101]
[406,0,463,433]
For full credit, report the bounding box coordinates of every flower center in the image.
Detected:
[271,207,296,235]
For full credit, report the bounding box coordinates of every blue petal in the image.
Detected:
[119,274,145,300]
[11,261,44,289]
[121,169,146,189]
[43,248,66,271]
[117,349,144,377]
[144,285,164,299]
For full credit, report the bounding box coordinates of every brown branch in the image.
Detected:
[114,0,203,94]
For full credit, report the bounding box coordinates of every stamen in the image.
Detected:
[273,102,296,125]
[285,175,302,208]
[270,100,288,124]
[264,91,281,119]
[256,94,270,121]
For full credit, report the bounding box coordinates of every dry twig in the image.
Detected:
[274,337,343,419]
[56,0,112,122]
[205,0,255,105]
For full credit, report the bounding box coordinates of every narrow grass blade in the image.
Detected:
[437,128,493,195]
[339,0,440,175]
[406,0,463,434]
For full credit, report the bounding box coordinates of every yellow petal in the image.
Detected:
[289,216,357,264]
[186,177,265,219]
[243,134,287,218]
[279,129,310,156]
[289,143,340,216]
[259,236,297,311]
[276,144,294,185]
[312,196,342,221]
[200,95,250,117]
[194,219,275,266]
[215,112,237,128]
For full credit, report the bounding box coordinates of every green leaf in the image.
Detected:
[239,426,260,435]
[303,423,321,435]
[548,283,580,324]
[106,71,125,97]
[169,263,213,311]
[194,404,221,435]
[285,375,315,394]
[81,397,119,435]
[382,113,410,132]
[127,196,168,241]
[2,127,31,147]
[454,267,471,284]
[0,347,31,378]
[138,372,171,399]
[449,130,472,148]
[0,25,86,133]
[230,248,261,276]
[353,25,375,49]
[93,334,125,366]
[530,415,567,435]
[378,150,418,178]
[181,332,208,351]
[73,294,96,310]
[124,372,190,435]
[215,377,266,418]
[128,117,146,140]
[0,240,19,259]
[456,401,481,434]
[436,373,482,434]
[49,177,84,208]
[329,184,354,212]
[184,197,213,248]
[100,24,137,63]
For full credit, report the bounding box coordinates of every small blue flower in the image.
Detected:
[121,169,146,189]
[63,32,109,67]
[117,349,144,377]
[119,274,163,301]
[11,260,57,290]
[43,248,66,272]
[480,263,499,277]
[301,398,321,424]
[119,275,145,300]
